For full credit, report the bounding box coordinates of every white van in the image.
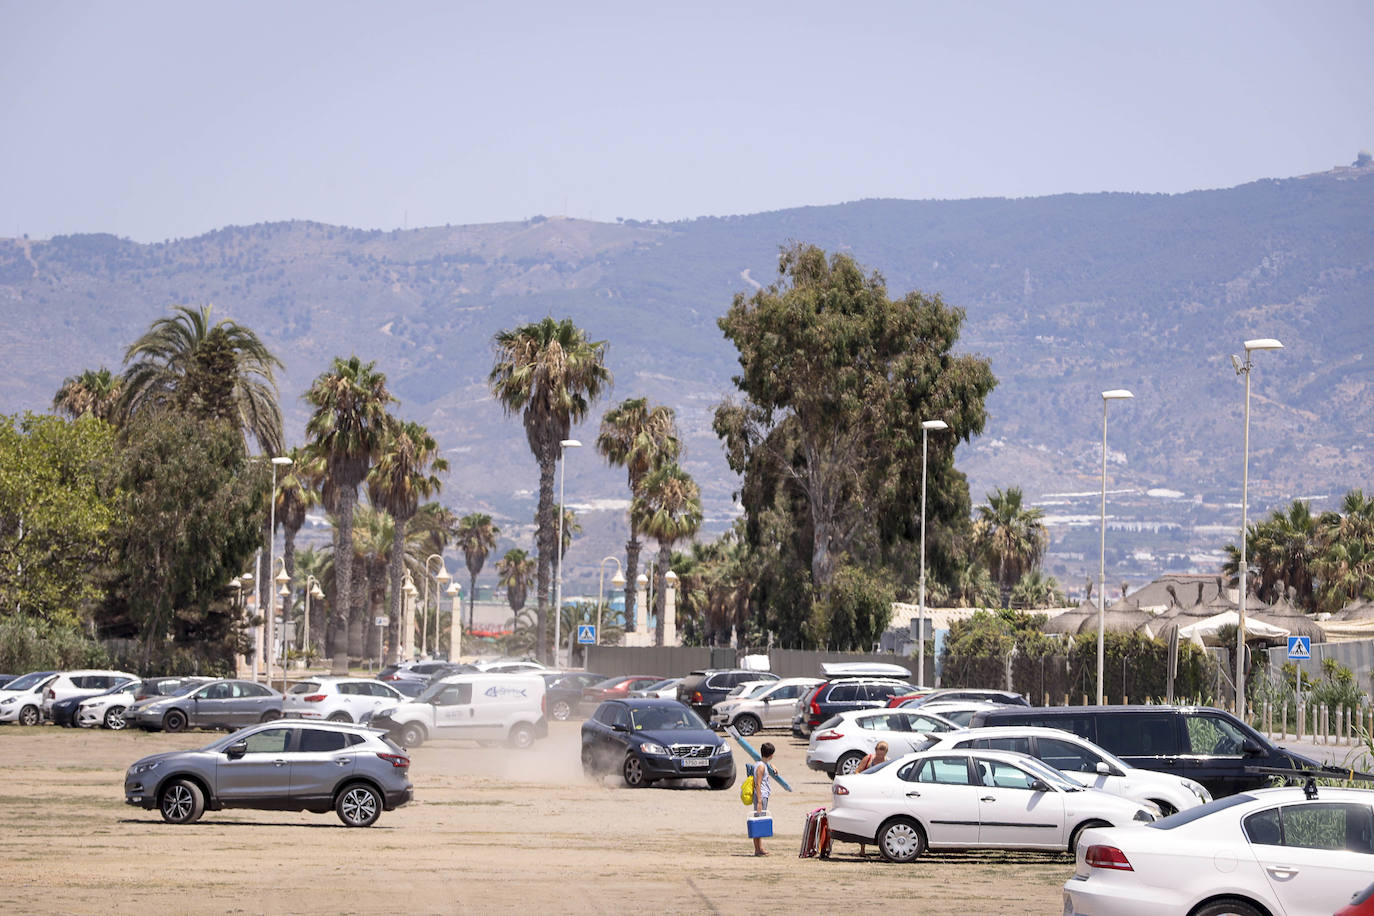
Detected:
[367,673,547,749]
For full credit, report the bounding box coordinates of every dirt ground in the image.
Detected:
[0,721,1072,915]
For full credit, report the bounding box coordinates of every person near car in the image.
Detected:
[854,741,889,857]
[752,742,775,856]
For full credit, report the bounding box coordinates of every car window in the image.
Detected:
[242,728,291,754]
[978,759,1038,790]
[917,756,974,785]
[1184,713,1250,756]
[611,706,631,730]
[1097,713,1177,756]
[299,729,349,753]
[433,684,473,706]
[199,682,231,700]
[1038,737,1101,773]
[856,714,893,731]
[237,682,272,698]
[906,714,949,733]
[371,683,399,698]
[866,684,903,700]
[828,684,861,702]
[971,736,1032,755]
[1245,803,1374,853]
[290,682,321,695]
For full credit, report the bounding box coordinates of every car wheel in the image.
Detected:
[734,714,761,736]
[551,699,573,721]
[398,722,426,748]
[163,709,188,733]
[18,704,39,727]
[105,706,127,730]
[878,817,926,863]
[159,778,205,825]
[327,712,352,723]
[622,754,651,788]
[259,710,281,723]
[836,751,866,776]
[508,723,535,749]
[1190,900,1265,916]
[1068,820,1111,855]
[581,745,600,777]
[707,770,737,790]
[336,782,382,827]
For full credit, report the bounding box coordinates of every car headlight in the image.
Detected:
[129,761,161,777]
[713,744,732,756]
[0,697,14,706]
[640,742,668,756]
[1132,808,1156,823]
[1182,779,1211,803]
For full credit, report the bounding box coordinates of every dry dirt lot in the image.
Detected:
[0,721,1071,915]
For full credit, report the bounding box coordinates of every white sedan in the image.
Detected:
[828,748,1158,862]
[806,708,958,777]
[1064,785,1374,916]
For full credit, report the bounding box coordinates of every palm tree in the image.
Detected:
[597,397,681,634]
[368,418,447,664]
[632,463,703,645]
[52,367,123,422]
[488,317,611,662]
[351,502,394,661]
[293,545,331,659]
[457,513,500,628]
[304,356,395,673]
[974,487,1047,606]
[496,548,537,646]
[1009,570,1067,609]
[939,560,999,608]
[118,304,283,454]
[274,445,319,631]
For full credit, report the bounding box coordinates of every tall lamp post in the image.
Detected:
[421,553,447,658]
[433,559,452,659]
[240,571,257,681]
[401,571,418,661]
[1097,389,1134,705]
[552,438,581,666]
[276,565,291,692]
[917,419,948,687]
[302,574,324,669]
[597,557,625,647]
[1232,338,1283,720]
[265,455,292,690]
[447,580,462,661]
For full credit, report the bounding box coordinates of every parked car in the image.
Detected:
[805,708,958,777]
[913,700,1003,727]
[49,693,90,727]
[468,658,546,674]
[921,726,1211,815]
[583,675,668,707]
[710,676,824,735]
[580,698,735,789]
[889,687,1029,708]
[827,748,1157,862]
[542,671,609,721]
[0,674,16,688]
[377,660,453,688]
[968,704,1356,798]
[40,669,137,720]
[77,677,209,730]
[283,677,405,723]
[124,719,412,827]
[0,671,59,725]
[677,669,781,721]
[628,677,681,699]
[1064,785,1374,916]
[366,672,548,749]
[792,676,912,737]
[1341,880,1374,916]
[125,678,283,732]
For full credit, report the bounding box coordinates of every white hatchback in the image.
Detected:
[0,671,59,725]
[806,708,958,777]
[41,669,137,719]
[283,677,405,723]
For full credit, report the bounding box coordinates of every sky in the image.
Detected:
[2,0,1372,243]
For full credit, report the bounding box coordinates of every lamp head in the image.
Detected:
[310,585,325,599]
[227,579,241,590]
[920,419,949,431]
[560,438,582,449]
[447,582,461,596]
[635,573,649,587]
[1231,354,1244,373]
[1243,338,1284,352]
[271,456,293,466]
[274,567,291,586]
[611,571,626,588]
[241,572,254,582]
[664,570,679,587]
[1101,389,1134,401]
[436,565,453,584]
[278,584,290,597]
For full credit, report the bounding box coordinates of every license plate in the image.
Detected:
[682,757,710,768]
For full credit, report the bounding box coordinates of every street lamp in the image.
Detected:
[433,557,452,659]
[1233,337,1283,721]
[552,438,581,666]
[239,571,257,681]
[302,574,324,669]
[597,557,624,647]
[265,455,292,690]
[447,580,462,661]
[1097,389,1134,705]
[401,571,419,661]
[917,419,948,687]
[421,554,447,658]
[275,559,290,692]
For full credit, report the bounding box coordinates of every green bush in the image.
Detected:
[0,616,108,672]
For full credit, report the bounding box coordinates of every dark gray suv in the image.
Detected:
[124,720,413,826]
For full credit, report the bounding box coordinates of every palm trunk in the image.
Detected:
[655,542,671,646]
[624,533,641,631]
[386,522,406,664]
[468,573,478,629]
[283,530,297,656]
[535,452,556,664]
[349,565,367,660]
[331,488,356,674]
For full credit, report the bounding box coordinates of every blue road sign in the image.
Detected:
[1287,635,1311,660]
[577,624,596,645]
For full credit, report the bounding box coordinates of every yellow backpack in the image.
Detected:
[740,772,754,805]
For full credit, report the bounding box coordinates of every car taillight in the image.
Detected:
[691,691,703,704]
[809,699,820,715]
[815,730,843,741]
[303,695,326,702]
[46,688,55,699]
[1084,845,1133,871]
[832,784,849,795]
[377,752,410,769]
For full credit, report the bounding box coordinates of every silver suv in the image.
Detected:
[124,719,413,827]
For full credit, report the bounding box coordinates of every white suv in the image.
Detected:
[41,669,137,719]
[283,677,405,723]
[806,707,958,777]
[710,677,823,735]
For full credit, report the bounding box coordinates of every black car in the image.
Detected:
[580,698,735,789]
[792,677,911,737]
[49,693,87,727]
[676,669,779,720]
[967,704,1373,798]
[542,671,608,721]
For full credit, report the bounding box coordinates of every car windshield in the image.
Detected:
[414,681,450,703]
[642,679,675,692]
[1013,755,1084,791]
[5,672,53,691]
[166,680,209,698]
[590,677,624,690]
[630,706,706,731]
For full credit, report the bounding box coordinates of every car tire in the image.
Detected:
[551,699,573,721]
[836,751,866,777]
[707,770,737,790]
[18,704,39,726]
[259,710,281,723]
[581,745,600,777]
[1190,900,1265,916]
[105,706,127,730]
[159,778,205,825]
[398,722,426,748]
[734,714,761,737]
[1068,820,1111,855]
[878,817,926,863]
[163,709,188,733]
[327,712,352,723]
[508,723,536,749]
[622,755,651,788]
[335,782,382,828]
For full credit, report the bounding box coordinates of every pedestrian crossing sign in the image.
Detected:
[577,624,596,644]
[1287,636,1311,660]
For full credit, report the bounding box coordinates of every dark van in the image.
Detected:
[967,704,1327,798]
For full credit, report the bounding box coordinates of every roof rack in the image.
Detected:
[1245,765,1374,800]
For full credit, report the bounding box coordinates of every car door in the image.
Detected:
[233,682,277,726]
[973,756,1067,849]
[900,755,980,847]
[1094,712,1188,785]
[289,727,358,804]
[430,682,478,737]
[1035,735,1121,793]
[216,726,294,802]
[760,684,803,729]
[1243,801,1374,916]
[1178,711,1260,798]
[191,681,236,728]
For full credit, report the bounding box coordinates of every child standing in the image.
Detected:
[752,742,776,856]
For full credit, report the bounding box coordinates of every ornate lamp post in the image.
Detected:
[596,557,624,646]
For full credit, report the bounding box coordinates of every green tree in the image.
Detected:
[597,397,680,636]
[457,513,500,628]
[632,463,703,646]
[488,318,610,662]
[496,548,536,635]
[1313,490,1374,613]
[1010,569,1067,610]
[975,487,1047,606]
[1222,499,1321,610]
[51,368,123,423]
[304,356,395,672]
[274,445,319,639]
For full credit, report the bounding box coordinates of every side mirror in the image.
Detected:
[1241,739,1263,757]
[226,741,248,760]
[1030,779,1051,792]
[1095,761,1125,777]
[612,722,628,732]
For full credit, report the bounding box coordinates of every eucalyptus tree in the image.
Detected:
[456,513,500,628]
[304,356,395,672]
[488,317,610,662]
[631,463,703,646]
[52,368,123,423]
[974,487,1047,606]
[597,397,680,634]
[368,418,447,663]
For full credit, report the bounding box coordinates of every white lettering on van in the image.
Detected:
[483,686,528,699]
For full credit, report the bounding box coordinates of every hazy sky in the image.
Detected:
[3,1,1371,242]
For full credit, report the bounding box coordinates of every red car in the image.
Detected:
[1339,881,1374,916]
[581,676,665,706]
